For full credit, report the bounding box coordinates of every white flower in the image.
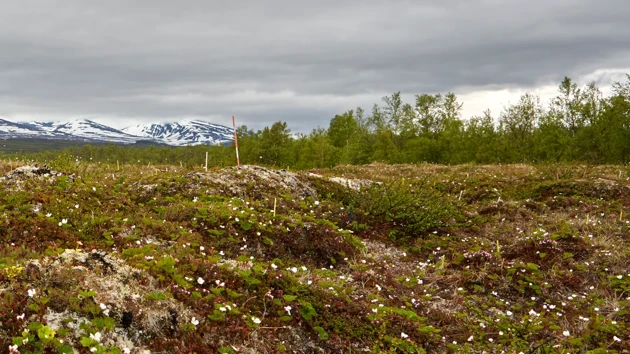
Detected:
[75,204,79,209]
[467,335,473,342]
[563,330,570,337]
[506,311,513,316]
[46,213,52,217]
[90,331,102,342]
[219,307,227,312]
[27,289,36,297]
[123,348,131,354]
[271,263,278,269]
[614,336,621,342]
[290,267,298,273]
[251,316,261,324]
[314,201,320,205]
[200,246,204,251]
[284,306,292,315]
[92,187,96,192]
[401,332,409,338]
[191,317,199,326]
[197,277,205,285]
[90,348,97,353]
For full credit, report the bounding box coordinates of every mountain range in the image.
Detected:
[0,118,235,146]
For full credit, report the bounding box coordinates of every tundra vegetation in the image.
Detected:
[1,159,629,353]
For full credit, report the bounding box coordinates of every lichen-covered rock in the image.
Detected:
[189,164,318,199]
[0,164,74,190]
[19,249,193,352]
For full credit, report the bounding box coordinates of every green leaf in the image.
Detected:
[314,326,329,340]
[27,322,43,331]
[37,325,55,341]
[80,336,97,347]
[299,301,318,320]
[58,344,75,354]
[27,303,40,312]
[79,290,97,298]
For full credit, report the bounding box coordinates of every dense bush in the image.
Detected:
[357,177,455,238]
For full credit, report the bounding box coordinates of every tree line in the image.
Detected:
[11,74,630,169]
[237,74,630,167]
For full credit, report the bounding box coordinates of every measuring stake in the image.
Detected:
[232,116,240,166]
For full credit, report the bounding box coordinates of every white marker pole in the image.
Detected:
[232,115,240,166]
[205,151,208,172]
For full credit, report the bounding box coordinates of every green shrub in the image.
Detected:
[356,177,454,237]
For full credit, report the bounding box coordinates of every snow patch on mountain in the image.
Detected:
[0,117,235,146]
[51,119,140,143]
[0,119,68,139]
[122,120,234,146]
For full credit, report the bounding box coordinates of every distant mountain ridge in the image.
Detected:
[0,118,235,146]
[122,120,235,146]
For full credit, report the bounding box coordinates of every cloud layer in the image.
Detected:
[1,0,629,132]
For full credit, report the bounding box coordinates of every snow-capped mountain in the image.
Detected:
[0,118,235,146]
[122,120,235,146]
[0,119,71,139]
[47,119,141,143]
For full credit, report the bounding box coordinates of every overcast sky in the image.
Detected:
[1,0,629,132]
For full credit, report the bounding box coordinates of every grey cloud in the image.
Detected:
[1,0,629,132]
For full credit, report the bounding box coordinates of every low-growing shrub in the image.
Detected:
[356,177,455,238]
